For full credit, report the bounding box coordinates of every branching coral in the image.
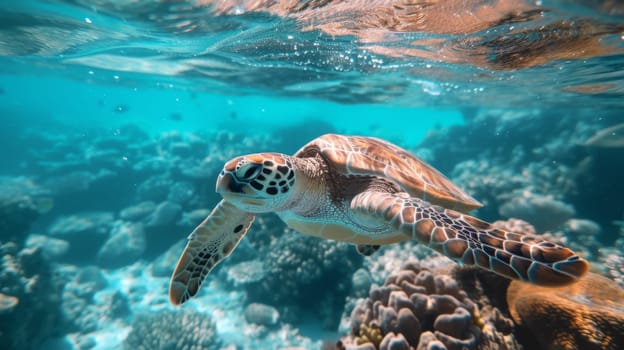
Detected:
[123,309,221,350]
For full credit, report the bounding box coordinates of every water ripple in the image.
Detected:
[1,0,623,107]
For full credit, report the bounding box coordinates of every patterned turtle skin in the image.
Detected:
[169,134,588,305]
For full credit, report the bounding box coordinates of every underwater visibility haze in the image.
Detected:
[1,1,624,350]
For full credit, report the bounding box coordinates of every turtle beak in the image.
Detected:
[217,171,252,195]
[216,172,235,193]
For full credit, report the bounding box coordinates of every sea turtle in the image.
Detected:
[169,133,588,305]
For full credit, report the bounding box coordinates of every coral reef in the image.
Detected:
[0,176,45,245]
[0,244,64,350]
[257,230,362,329]
[25,234,70,260]
[507,272,624,350]
[600,248,624,288]
[0,181,63,350]
[96,220,146,268]
[244,302,280,326]
[12,125,278,266]
[345,261,518,350]
[60,264,130,340]
[417,110,612,235]
[150,239,187,277]
[48,211,114,263]
[2,113,620,350]
[498,193,575,232]
[62,265,107,333]
[123,309,221,350]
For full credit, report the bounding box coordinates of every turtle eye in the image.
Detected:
[235,163,262,181]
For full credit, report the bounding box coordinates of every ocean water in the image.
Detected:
[1,1,623,350]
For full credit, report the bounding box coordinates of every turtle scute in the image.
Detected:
[296,133,483,212]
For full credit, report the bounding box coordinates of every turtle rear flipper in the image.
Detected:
[169,200,254,305]
[351,191,588,286]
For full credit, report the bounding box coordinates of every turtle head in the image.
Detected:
[216,153,297,212]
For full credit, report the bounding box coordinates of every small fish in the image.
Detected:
[113,104,129,113]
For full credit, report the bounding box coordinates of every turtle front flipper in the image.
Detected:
[169,200,255,305]
[351,192,589,286]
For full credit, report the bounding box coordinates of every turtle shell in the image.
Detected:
[295,133,482,212]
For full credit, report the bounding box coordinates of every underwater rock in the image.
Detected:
[176,208,212,229]
[150,239,186,277]
[136,176,174,202]
[180,157,220,180]
[101,290,130,321]
[563,218,601,238]
[43,171,96,195]
[169,141,193,158]
[252,230,362,329]
[226,259,266,287]
[61,265,124,334]
[26,234,70,260]
[48,211,114,263]
[244,302,280,326]
[0,292,18,314]
[0,243,63,349]
[167,181,195,205]
[143,201,184,257]
[86,148,125,169]
[499,193,575,232]
[351,268,373,298]
[119,201,156,221]
[123,309,221,350]
[145,201,182,227]
[491,218,536,236]
[507,272,624,350]
[96,221,146,268]
[73,265,108,296]
[43,169,117,205]
[549,218,604,260]
[93,134,134,151]
[0,190,40,245]
[49,212,114,238]
[132,157,170,175]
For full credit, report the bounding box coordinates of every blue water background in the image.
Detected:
[1,1,624,350]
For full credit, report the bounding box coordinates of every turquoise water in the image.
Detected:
[1,1,623,350]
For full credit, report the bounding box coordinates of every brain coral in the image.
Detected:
[347,261,517,350]
[123,309,221,350]
[507,272,624,350]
